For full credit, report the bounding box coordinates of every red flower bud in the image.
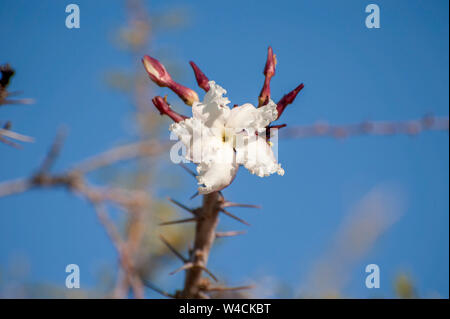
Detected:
[263,46,276,78]
[142,55,172,87]
[276,83,304,119]
[189,61,210,92]
[258,46,277,107]
[152,96,188,123]
[143,55,199,106]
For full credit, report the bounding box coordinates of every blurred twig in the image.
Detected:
[301,185,404,297]
[93,203,144,298]
[282,115,449,139]
[0,132,169,298]
[71,139,169,174]
[0,135,162,204]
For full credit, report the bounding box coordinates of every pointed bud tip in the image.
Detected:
[151,96,168,115]
[264,46,276,77]
[142,55,172,87]
[189,61,210,92]
[296,83,305,92]
[276,83,304,119]
[152,96,188,123]
[286,83,305,102]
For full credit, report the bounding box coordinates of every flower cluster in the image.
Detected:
[142,47,303,194]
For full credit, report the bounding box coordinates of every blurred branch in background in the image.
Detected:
[282,115,449,140]
[0,129,171,298]
[0,63,34,148]
[101,0,195,298]
[300,185,405,298]
[1,0,193,299]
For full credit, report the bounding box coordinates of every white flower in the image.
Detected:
[170,81,284,194]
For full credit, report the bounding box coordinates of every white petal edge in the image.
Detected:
[192,81,230,128]
[236,134,284,178]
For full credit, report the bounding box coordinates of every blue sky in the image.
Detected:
[0,0,448,298]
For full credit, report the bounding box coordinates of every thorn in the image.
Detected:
[37,128,67,173]
[142,279,175,298]
[266,124,287,140]
[199,265,218,282]
[159,235,188,263]
[159,217,197,226]
[268,124,287,130]
[190,191,199,200]
[179,162,197,177]
[220,208,250,226]
[167,197,195,214]
[217,191,225,202]
[169,262,194,275]
[171,261,218,282]
[215,230,247,238]
[222,202,261,209]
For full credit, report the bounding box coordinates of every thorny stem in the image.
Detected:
[181,191,221,298]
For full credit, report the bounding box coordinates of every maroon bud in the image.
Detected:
[263,46,276,78]
[276,83,304,119]
[142,55,199,106]
[189,61,210,92]
[152,96,188,123]
[142,55,172,87]
[258,46,277,107]
[167,81,200,106]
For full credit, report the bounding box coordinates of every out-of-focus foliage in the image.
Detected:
[300,185,404,298]
[395,274,417,299]
[0,0,193,298]
[100,0,194,294]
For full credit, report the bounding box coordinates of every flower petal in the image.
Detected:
[196,143,238,194]
[226,100,277,132]
[169,117,217,163]
[236,133,284,177]
[192,81,230,128]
